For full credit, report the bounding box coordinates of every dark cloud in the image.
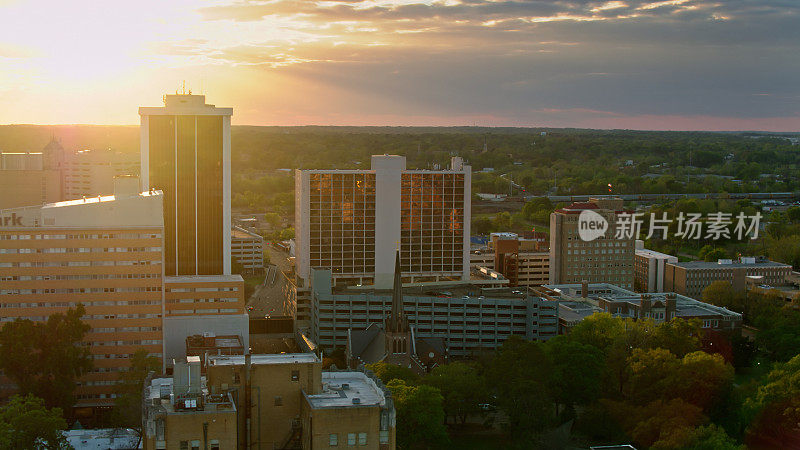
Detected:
[188,0,800,125]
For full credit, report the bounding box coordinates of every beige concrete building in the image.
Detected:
[634,241,678,293]
[664,257,793,299]
[62,149,139,200]
[549,198,634,289]
[143,354,396,450]
[0,152,62,209]
[231,226,264,272]
[0,178,164,407]
[143,358,238,450]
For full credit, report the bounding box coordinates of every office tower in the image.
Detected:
[295,155,471,289]
[0,177,164,408]
[549,197,635,289]
[139,94,232,276]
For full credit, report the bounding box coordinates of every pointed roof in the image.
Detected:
[391,250,402,321]
[387,250,408,333]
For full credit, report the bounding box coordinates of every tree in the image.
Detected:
[485,337,553,438]
[754,309,800,362]
[365,362,418,385]
[113,349,161,431]
[543,336,604,413]
[263,212,282,228]
[651,318,701,358]
[425,362,487,425]
[386,380,449,448]
[0,305,92,412]
[744,353,800,447]
[681,424,744,450]
[626,348,681,406]
[471,217,492,235]
[0,394,70,449]
[674,351,735,411]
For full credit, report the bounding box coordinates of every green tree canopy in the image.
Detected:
[0,394,70,449]
[0,305,92,412]
[425,362,487,425]
[386,380,449,449]
[365,362,419,385]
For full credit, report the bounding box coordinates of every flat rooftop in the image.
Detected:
[335,282,530,300]
[672,260,790,269]
[206,353,320,367]
[546,283,742,321]
[146,377,236,414]
[306,372,387,409]
[165,274,244,284]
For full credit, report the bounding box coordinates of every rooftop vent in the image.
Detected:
[342,383,350,390]
[352,398,361,405]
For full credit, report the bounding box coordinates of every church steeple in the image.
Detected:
[387,250,408,333]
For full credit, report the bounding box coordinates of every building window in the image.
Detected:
[379,431,389,444]
[358,432,367,446]
[329,434,338,446]
[291,370,300,381]
[233,371,240,384]
[347,433,356,446]
[210,440,220,450]
[274,396,283,406]
[191,440,200,450]
[180,442,188,450]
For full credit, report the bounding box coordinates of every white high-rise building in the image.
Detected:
[138,94,233,276]
[294,155,471,289]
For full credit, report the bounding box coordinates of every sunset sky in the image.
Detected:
[0,0,798,130]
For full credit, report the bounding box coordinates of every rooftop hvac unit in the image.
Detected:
[352,398,361,405]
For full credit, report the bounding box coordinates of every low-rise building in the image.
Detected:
[310,266,559,357]
[62,149,139,200]
[634,241,678,292]
[663,257,792,299]
[144,354,397,450]
[469,232,549,287]
[537,282,743,334]
[231,226,264,272]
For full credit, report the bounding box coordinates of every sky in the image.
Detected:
[0,0,798,130]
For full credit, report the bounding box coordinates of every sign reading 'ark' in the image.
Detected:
[0,213,24,226]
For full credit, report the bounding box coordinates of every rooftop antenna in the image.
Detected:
[181,80,186,95]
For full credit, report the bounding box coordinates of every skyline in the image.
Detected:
[1,0,798,131]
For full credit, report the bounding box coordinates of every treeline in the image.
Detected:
[368,313,800,449]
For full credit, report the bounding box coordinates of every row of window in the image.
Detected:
[0,300,160,308]
[0,247,160,254]
[0,273,160,281]
[1,286,161,294]
[0,233,160,240]
[0,260,160,267]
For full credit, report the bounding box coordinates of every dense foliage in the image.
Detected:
[0,305,92,413]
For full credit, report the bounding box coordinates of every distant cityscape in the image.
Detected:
[1,94,799,449]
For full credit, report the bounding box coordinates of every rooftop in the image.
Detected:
[165,274,244,284]
[145,377,237,414]
[63,428,140,450]
[671,259,790,269]
[206,353,320,367]
[544,283,742,322]
[305,372,388,409]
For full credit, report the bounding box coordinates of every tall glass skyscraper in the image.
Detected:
[139,94,232,276]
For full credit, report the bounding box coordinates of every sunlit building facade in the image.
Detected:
[139,94,232,277]
[290,156,470,326]
[0,178,164,408]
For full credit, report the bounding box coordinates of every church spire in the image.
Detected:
[388,250,407,332]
